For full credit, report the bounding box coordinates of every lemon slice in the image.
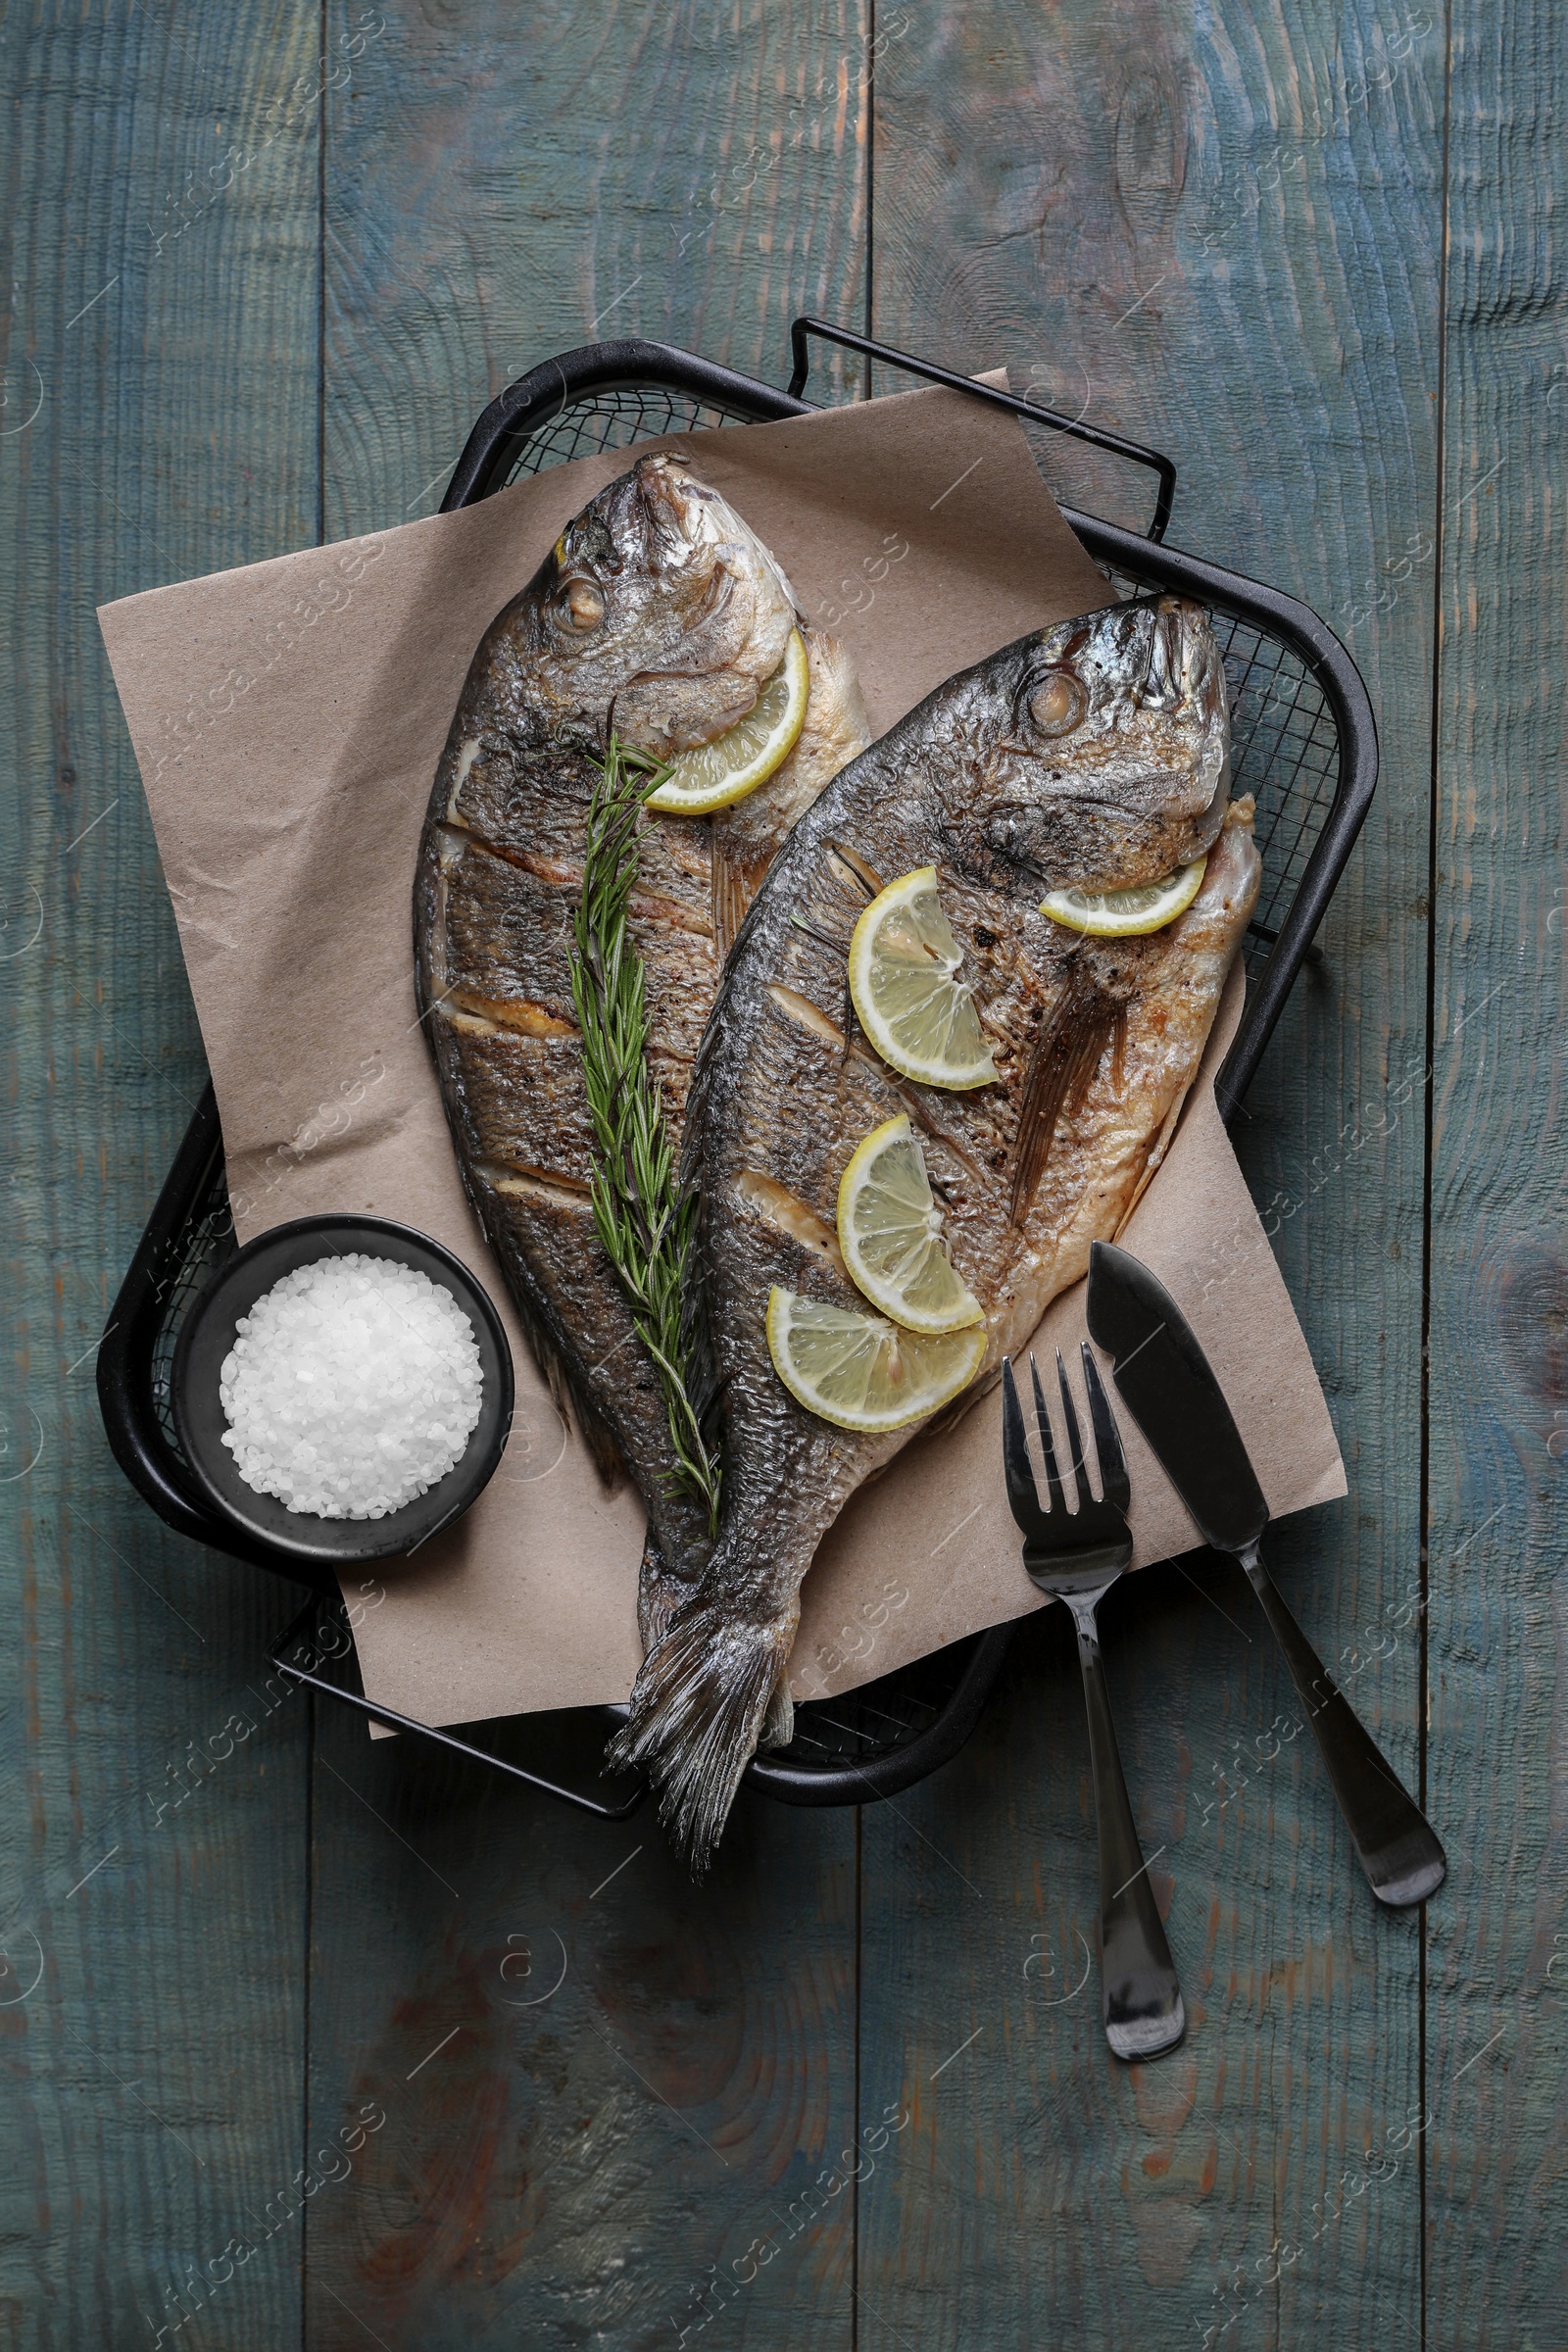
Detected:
[836,1114,983,1334]
[847,866,997,1090]
[765,1286,986,1433]
[1041,856,1207,938]
[643,628,809,814]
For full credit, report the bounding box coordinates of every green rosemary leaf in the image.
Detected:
[567,735,721,1531]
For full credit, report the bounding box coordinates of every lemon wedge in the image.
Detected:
[836,1114,983,1334]
[1041,856,1207,938]
[765,1287,986,1433]
[847,866,997,1090]
[643,627,809,815]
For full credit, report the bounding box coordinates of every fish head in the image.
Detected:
[961,597,1231,894]
[519,454,798,754]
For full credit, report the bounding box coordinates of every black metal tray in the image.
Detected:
[98,318,1377,1821]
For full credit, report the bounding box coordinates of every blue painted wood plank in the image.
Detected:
[15,2,1568,2345]
[0,3,323,2341]
[301,6,872,2344]
[1425,2,1568,2339]
[321,0,873,539]
[859,0,1446,2340]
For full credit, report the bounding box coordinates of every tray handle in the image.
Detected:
[787,315,1178,543]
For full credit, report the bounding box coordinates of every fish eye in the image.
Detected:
[1027,669,1087,738]
[558,576,606,631]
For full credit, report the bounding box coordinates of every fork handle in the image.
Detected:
[1065,1594,1186,2062]
[1237,1543,1446,1908]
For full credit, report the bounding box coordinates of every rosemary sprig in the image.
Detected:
[568,734,722,1532]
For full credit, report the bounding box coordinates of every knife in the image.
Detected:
[1086,1240,1446,1909]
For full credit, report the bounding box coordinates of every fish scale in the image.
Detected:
[612,596,1260,1870]
[414,454,870,1642]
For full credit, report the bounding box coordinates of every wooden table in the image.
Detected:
[2,4,1561,2343]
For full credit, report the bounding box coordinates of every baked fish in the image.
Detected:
[414,454,868,1635]
[612,596,1260,1866]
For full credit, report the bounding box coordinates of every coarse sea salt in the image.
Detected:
[219,1252,484,1520]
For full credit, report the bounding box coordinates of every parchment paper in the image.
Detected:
[99,379,1345,1727]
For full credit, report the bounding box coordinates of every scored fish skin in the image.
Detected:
[711,630,870,956]
[413,454,868,1639]
[612,596,1260,1869]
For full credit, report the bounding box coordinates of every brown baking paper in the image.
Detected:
[99,379,1345,1729]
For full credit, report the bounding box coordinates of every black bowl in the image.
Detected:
[172,1214,514,1568]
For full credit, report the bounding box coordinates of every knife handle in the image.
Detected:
[1237,1544,1446,1909]
[1064,1593,1186,2062]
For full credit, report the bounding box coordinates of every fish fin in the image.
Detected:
[760,1672,795,1752]
[710,834,760,960]
[608,1590,801,1873]
[1008,971,1123,1226]
[466,1177,627,1489]
[918,1356,1005,1444]
[1114,1078,1192,1237]
[530,1306,626,1488]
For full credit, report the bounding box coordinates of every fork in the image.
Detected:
[1003,1347,1186,2061]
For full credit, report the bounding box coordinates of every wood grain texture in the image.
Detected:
[300,3,871,2343]
[304,1731,858,2349]
[0,3,325,2344]
[321,0,871,536]
[1424,5,1568,2344]
[863,1,1446,2342]
[8,0,1567,2344]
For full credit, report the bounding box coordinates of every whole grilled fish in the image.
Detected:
[613,596,1260,1866]
[414,454,868,1635]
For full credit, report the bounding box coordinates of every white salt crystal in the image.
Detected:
[218,1252,484,1520]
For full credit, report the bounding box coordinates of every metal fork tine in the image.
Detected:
[1055,1348,1091,1512]
[1029,1354,1067,1518]
[1081,1342,1131,1514]
[1001,1358,1047,1533]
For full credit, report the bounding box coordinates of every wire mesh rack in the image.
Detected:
[99,320,1376,1818]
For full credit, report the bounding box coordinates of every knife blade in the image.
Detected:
[1085,1238,1446,1911]
[1084,1240,1267,1551]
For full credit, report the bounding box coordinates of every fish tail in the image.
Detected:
[608,1589,800,1873]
